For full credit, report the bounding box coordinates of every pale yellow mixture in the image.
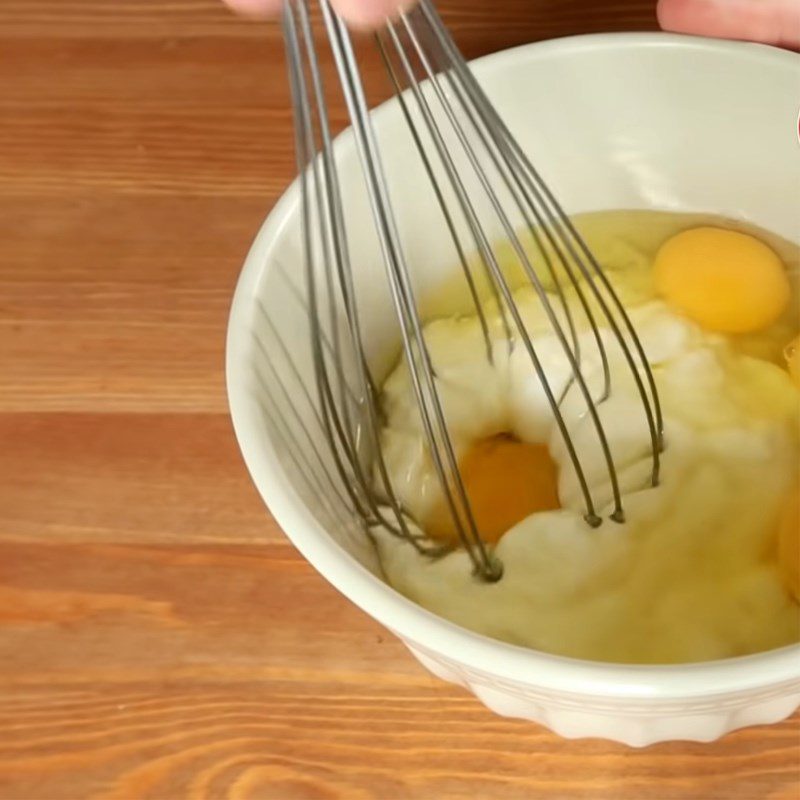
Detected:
[374,211,800,664]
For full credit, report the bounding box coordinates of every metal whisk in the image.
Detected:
[270,0,664,581]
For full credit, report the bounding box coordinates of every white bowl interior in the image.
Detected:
[227,34,800,691]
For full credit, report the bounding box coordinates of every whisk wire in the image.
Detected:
[390,7,631,522]
[319,0,501,576]
[276,0,665,580]
[291,0,432,548]
[285,3,408,542]
[376,35,496,363]
[419,0,664,480]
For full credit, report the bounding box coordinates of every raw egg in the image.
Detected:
[654,227,790,334]
[778,486,799,603]
[426,434,560,545]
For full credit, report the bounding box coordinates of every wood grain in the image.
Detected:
[1,1,798,798]
[0,414,273,544]
[2,540,799,800]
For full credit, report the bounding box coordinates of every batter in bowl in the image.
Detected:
[373,211,800,664]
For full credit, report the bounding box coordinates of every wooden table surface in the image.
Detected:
[1,1,798,798]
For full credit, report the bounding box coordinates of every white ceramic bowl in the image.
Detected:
[227,33,800,746]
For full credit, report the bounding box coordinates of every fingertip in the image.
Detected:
[222,0,282,18]
[329,0,414,30]
[656,0,683,31]
[657,0,723,36]
[657,0,800,48]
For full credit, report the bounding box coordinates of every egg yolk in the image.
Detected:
[654,227,790,334]
[426,434,560,545]
[784,336,800,389]
[778,486,800,603]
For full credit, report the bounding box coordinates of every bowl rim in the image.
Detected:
[227,31,800,699]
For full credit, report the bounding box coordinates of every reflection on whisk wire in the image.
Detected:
[278,0,664,581]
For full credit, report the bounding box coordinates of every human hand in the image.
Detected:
[658,0,799,49]
[222,0,408,28]
[222,0,800,50]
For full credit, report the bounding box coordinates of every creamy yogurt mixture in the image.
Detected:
[372,212,800,664]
